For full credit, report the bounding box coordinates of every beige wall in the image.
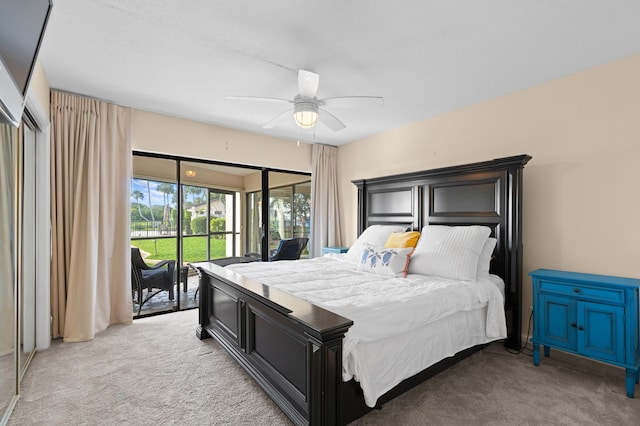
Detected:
[132,109,312,173]
[29,62,50,120]
[44,52,640,339]
[243,170,311,193]
[338,53,640,333]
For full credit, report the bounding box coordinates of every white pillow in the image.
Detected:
[408,225,491,281]
[356,243,414,277]
[476,237,497,279]
[345,224,406,261]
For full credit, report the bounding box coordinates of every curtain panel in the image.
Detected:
[310,144,341,257]
[50,91,133,342]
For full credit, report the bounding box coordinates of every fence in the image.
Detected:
[130,221,177,238]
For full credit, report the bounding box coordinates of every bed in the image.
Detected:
[194,154,531,425]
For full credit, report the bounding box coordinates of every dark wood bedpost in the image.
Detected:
[196,267,211,340]
[501,156,531,350]
[307,334,346,424]
[352,179,366,235]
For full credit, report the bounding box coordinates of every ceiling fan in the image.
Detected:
[226,69,383,131]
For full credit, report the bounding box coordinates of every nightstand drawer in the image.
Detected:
[539,279,624,304]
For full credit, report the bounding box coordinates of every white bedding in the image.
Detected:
[226,255,507,406]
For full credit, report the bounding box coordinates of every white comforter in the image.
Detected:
[226,255,507,402]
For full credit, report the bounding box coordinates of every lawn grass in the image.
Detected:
[132,236,227,263]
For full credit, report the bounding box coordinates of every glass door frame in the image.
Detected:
[132,152,310,311]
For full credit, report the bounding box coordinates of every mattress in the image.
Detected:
[226,255,507,406]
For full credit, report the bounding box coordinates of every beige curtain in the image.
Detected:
[50,91,133,342]
[310,144,342,257]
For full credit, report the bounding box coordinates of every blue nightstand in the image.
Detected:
[321,246,349,255]
[529,269,640,398]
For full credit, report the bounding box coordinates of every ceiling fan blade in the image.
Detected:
[298,69,319,99]
[226,96,291,104]
[320,96,384,108]
[263,108,293,129]
[318,108,346,132]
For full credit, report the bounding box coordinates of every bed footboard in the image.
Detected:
[194,262,353,426]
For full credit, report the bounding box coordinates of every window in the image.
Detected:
[130,152,310,317]
[247,179,311,258]
[183,186,240,261]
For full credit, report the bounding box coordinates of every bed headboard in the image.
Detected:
[352,155,532,350]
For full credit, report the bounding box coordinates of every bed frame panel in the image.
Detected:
[195,154,531,425]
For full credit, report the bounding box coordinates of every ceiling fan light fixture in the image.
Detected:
[293,102,318,129]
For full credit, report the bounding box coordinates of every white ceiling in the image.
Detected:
[38,0,640,146]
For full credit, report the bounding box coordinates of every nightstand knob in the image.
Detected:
[573,288,581,293]
[570,322,577,328]
[578,325,584,331]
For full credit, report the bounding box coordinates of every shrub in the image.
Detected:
[191,216,208,234]
[210,217,226,238]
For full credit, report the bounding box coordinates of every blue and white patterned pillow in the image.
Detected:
[356,243,414,278]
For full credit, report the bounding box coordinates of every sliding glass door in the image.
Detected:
[131,155,255,317]
[246,173,311,259]
[130,156,178,317]
[131,153,311,317]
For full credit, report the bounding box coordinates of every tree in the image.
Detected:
[145,180,156,223]
[184,185,205,207]
[131,190,148,221]
[156,182,176,231]
[293,191,311,236]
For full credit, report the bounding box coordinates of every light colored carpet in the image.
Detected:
[8,309,640,425]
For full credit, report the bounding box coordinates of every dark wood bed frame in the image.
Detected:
[194,154,531,425]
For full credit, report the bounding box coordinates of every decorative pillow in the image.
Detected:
[356,243,414,277]
[476,237,497,279]
[345,224,406,261]
[408,225,491,281]
[384,231,421,249]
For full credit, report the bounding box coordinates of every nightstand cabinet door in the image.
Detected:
[538,293,576,351]
[578,301,624,363]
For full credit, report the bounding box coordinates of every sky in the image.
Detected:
[130,178,175,207]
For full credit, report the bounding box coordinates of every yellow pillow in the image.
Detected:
[384,231,421,249]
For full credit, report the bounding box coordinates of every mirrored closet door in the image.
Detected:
[0,122,18,421]
[0,116,41,425]
[20,122,37,378]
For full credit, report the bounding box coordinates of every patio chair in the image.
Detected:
[270,237,308,261]
[131,247,175,314]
